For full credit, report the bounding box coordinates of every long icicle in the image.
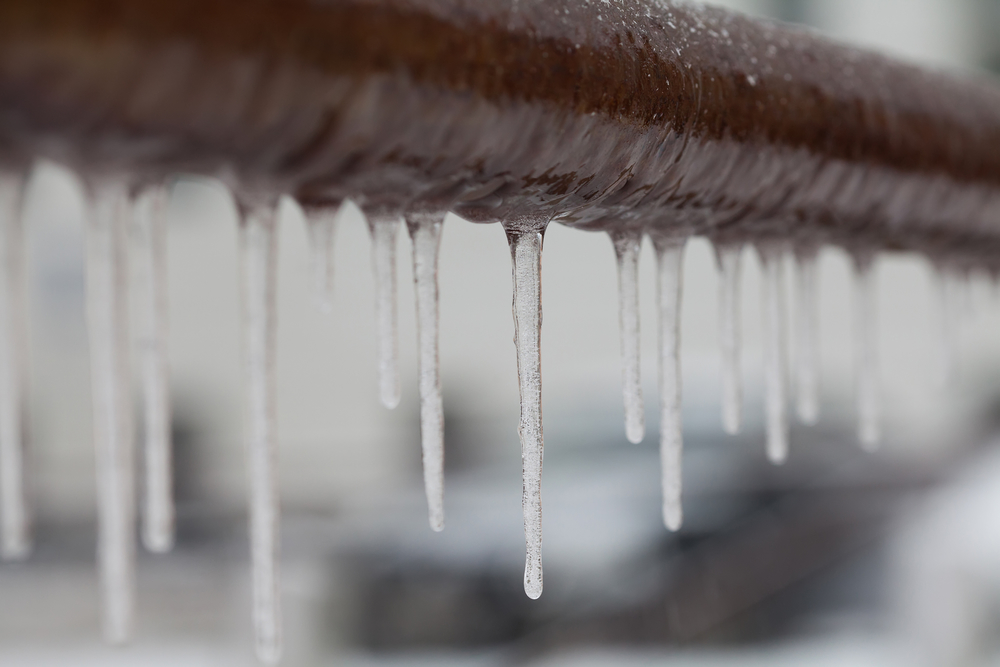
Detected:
[854,253,881,450]
[714,242,742,436]
[133,186,174,554]
[610,231,645,444]
[84,179,136,644]
[504,219,547,600]
[239,202,282,664]
[406,212,446,532]
[367,215,401,409]
[0,173,30,560]
[758,244,789,464]
[794,246,820,426]
[304,205,340,314]
[653,234,686,532]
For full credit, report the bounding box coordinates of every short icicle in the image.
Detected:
[794,246,820,426]
[133,186,174,554]
[304,204,340,314]
[367,214,402,409]
[239,201,282,664]
[714,242,742,436]
[758,244,789,465]
[653,234,686,532]
[84,179,136,644]
[504,218,547,600]
[934,264,961,386]
[853,253,880,450]
[406,212,445,532]
[610,230,645,444]
[0,173,30,560]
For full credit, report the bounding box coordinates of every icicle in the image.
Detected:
[406,212,445,532]
[304,205,339,314]
[758,244,789,465]
[794,247,820,426]
[133,186,174,554]
[84,179,135,644]
[504,219,547,600]
[653,234,686,532]
[713,242,742,436]
[853,253,880,450]
[239,202,282,664]
[0,173,30,560]
[610,230,645,444]
[367,215,401,409]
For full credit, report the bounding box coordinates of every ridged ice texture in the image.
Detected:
[505,223,545,600]
[407,212,445,532]
[133,186,174,554]
[794,248,820,426]
[367,215,401,409]
[854,255,881,450]
[305,206,339,314]
[239,204,282,665]
[653,235,685,532]
[0,173,30,560]
[610,231,645,444]
[714,243,742,436]
[84,179,135,644]
[758,245,789,465]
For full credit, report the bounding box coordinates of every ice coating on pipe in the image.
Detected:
[794,247,820,426]
[304,205,340,314]
[610,230,645,444]
[407,212,446,532]
[0,173,30,560]
[714,242,742,436]
[504,219,546,600]
[758,244,789,465]
[133,185,174,554]
[367,215,401,409]
[84,178,136,644]
[853,253,880,450]
[653,234,685,532]
[239,202,282,665]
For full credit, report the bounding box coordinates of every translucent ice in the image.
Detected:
[714,242,742,436]
[654,235,686,531]
[133,186,174,553]
[304,205,340,314]
[758,244,789,464]
[367,215,402,409]
[610,230,645,444]
[794,247,820,426]
[407,212,445,532]
[84,179,136,644]
[504,220,547,600]
[854,254,880,450]
[239,202,283,665]
[0,173,30,560]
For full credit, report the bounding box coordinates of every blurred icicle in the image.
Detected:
[793,246,820,426]
[713,242,742,436]
[758,244,789,465]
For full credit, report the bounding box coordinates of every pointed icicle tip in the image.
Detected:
[502,216,548,601]
[406,211,446,533]
[610,230,645,445]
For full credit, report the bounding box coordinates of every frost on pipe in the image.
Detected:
[133,185,174,554]
[84,178,136,644]
[239,200,283,665]
[0,171,30,560]
[610,230,645,444]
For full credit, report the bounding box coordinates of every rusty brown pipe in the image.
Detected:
[2,0,1000,264]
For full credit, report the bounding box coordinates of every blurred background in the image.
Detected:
[7,0,1000,665]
